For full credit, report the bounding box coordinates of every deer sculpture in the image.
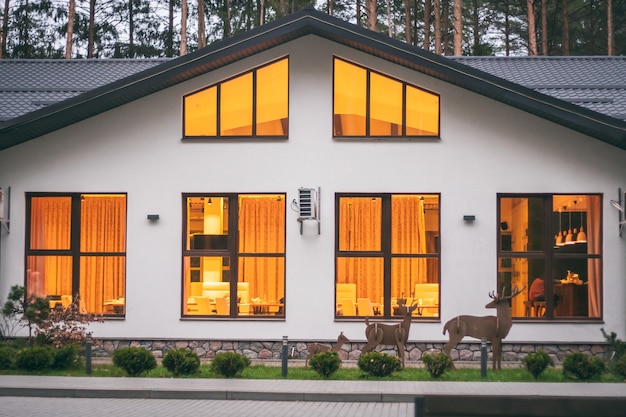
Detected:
[361,300,418,368]
[305,332,350,367]
[443,285,525,370]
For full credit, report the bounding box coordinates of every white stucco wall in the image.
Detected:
[1,35,625,345]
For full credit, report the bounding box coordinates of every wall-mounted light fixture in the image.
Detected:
[147,214,160,221]
[609,187,626,237]
[463,215,476,222]
[0,187,10,234]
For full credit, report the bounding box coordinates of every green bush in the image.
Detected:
[15,346,54,371]
[357,352,401,377]
[162,348,201,376]
[612,354,626,379]
[522,351,554,379]
[52,344,80,370]
[562,352,605,380]
[112,347,157,377]
[210,352,251,378]
[0,346,15,370]
[309,351,341,378]
[422,352,453,378]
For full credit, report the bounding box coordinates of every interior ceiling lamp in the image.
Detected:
[575,200,587,243]
[555,208,564,247]
[565,209,575,244]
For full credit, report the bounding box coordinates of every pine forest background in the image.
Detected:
[0,0,624,59]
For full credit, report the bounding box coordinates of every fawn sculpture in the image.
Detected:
[305,332,350,367]
[443,285,524,370]
[361,301,418,368]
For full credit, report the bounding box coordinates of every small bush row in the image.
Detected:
[0,344,80,371]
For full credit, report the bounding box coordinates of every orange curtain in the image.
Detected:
[238,196,285,301]
[587,196,601,318]
[79,195,126,313]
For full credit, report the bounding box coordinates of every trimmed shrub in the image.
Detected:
[0,346,15,370]
[162,348,201,376]
[611,354,626,379]
[15,346,54,371]
[112,347,157,377]
[422,352,453,378]
[562,352,605,380]
[522,351,554,379]
[357,352,401,377]
[52,344,80,370]
[309,351,341,378]
[210,352,251,378]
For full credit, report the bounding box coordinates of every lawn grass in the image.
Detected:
[1,362,623,382]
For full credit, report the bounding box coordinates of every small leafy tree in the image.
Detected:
[521,351,554,379]
[422,352,453,378]
[36,296,102,348]
[309,351,341,378]
[1,285,50,342]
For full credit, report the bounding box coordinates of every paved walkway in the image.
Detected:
[1,374,625,403]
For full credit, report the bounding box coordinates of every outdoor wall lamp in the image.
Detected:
[609,187,626,237]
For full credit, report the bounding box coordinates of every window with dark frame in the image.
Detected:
[498,194,602,320]
[335,193,440,319]
[25,193,127,316]
[182,194,286,318]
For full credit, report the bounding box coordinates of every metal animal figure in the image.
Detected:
[305,332,350,367]
[443,285,524,370]
[361,301,418,368]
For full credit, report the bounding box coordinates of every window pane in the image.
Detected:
[406,86,439,136]
[183,256,230,315]
[238,195,285,253]
[26,255,72,300]
[80,256,125,315]
[336,257,383,316]
[392,195,439,254]
[370,73,403,136]
[221,73,253,136]
[334,59,366,136]
[239,257,285,316]
[186,196,229,251]
[555,258,600,318]
[553,195,600,254]
[30,197,71,250]
[184,86,217,136]
[500,197,544,252]
[80,194,126,253]
[391,258,439,317]
[338,197,382,252]
[256,58,288,136]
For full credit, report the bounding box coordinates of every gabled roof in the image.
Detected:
[0,7,625,151]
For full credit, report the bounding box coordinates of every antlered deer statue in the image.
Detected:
[362,301,418,368]
[305,332,350,367]
[443,285,524,370]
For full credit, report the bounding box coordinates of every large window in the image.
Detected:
[182,194,286,318]
[498,194,602,320]
[335,194,440,319]
[25,193,127,316]
[333,57,440,138]
[183,57,289,138]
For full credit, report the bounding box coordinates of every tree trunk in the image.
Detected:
[356,0,361,26]
[453,0,461,55]
[225,0,231,38]
[87,0,95,58]
[561,0,569,55]
[166,0,174,56]
[327,0,333,15]
[607,0,614,55]
[259,0,264,25]
[180,0,187,55]
[129,0,134,56]
[526,0,537,55]
[504,0,510,56]
[471,0,479,54]
[442,0,450,55]
[541,0,547,55]
[404,0,411,43]
[423,0,430,50]
[366,0,377,31]
[198,0,205,48]
[434,0,441,54]
[386,0,391,36]
[1,0,10,59]
[65,0,75,58]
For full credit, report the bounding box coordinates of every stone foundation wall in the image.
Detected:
[93,339,609,364]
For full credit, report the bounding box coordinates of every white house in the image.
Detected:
[1,8,625,362]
